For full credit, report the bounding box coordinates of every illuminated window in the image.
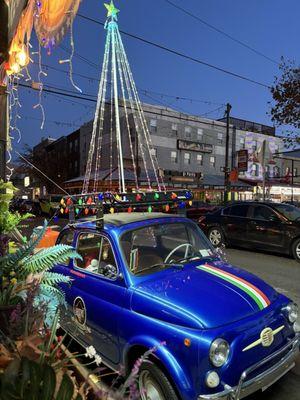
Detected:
[197,154,203,165]
[185,126,192,138]
[197,128,203,139]
[150,119,157,133]
[210,156,215,167]
[171,151,177,163]
[184,152,191,165]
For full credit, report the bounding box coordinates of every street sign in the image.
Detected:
[237,149,248,172]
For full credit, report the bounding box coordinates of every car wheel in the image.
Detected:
[208,227,225,247]
[292,238,300,262]
[138,360,179,400]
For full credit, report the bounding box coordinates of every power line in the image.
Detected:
[163,0,279,66]
[18,82,231,129]
[77,13,270,89]
[38,62,225,106]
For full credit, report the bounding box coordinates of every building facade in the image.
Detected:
[31,103,286,201]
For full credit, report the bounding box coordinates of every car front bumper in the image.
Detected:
[198,333,300,400]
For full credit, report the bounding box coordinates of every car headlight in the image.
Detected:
[286,303,298,323]
[209,338,230,367]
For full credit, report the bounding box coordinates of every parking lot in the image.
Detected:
[20,217,300,399]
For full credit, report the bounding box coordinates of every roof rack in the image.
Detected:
[59,190,193,229]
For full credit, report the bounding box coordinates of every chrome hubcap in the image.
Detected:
[139,371,164,400]
[296,243,300,258]
[209,229,222,246]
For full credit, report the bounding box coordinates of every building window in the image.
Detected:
[240,137,245,149]
[171,123,178,135]
[197,128,203,140]
[150,148,157,157]
[294,168,298,177]
[74,139,78,150]
[171,151,177,164]
[252,163,259,176]
[286,167,291,175]
[217,132,223,144]
[252,140,258,151]
[197,154,203,165]
[150,119,157,133]
[185,126,191,138]
[274,166,280,177]
[210,156,215,167]
[274,144,279,153]
[184,152,191,165]
[69,141,73,151]
[266,165,270,178]
[74,160,78,171]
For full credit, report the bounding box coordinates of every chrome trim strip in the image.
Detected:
[198,334,300,400]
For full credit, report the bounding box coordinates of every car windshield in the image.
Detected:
[272,203,300,221]
[120,222,216,276]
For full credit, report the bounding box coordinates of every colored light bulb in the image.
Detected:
[65,208,69,214]
[171,192,177,200]
[78,198,83,205]
[148,206,152,213]
[84,208,89,215]
[165,204,170,212]
[98,193,104,201]
[179,202,186,209]
[154,193,160,200]
[75,208,80,214]
[128,207,132,213]
[60,198,65,205]
[110,207,115,214]
[136,193,142,201]
[188,200,193,206]
[60,208,64,214]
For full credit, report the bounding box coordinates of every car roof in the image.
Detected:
[74,212,181,228]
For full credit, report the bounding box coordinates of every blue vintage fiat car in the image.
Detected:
[54,212,299,400]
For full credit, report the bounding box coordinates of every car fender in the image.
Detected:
[124,335,194,398]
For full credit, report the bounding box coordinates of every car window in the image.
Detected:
[76,233,118,280]
[222,206,232,216]
[121,222,216,276]
[222,205,249,217]
[252,206,276,221]
[272,204,300,221]
[228,205,249,217]
[57,230,75,265]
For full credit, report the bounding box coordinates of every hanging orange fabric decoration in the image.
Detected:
[34,0,81,49]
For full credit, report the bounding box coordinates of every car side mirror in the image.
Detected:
[103,264,120,280]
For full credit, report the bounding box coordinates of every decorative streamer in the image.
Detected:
[33,43,47,129]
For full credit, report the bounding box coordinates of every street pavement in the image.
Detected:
[19,217,300,399]
[225,247,300,400]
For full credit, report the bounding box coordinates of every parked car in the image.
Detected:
[39,195,63,216]
[53,212,299,400]
[186,202,221,222]
[199,201,300,261]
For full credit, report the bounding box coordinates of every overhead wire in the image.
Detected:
[77,13,270,89]
[163,0,279,66]
[18,82,234,129]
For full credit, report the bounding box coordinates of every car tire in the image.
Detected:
[138,360,179,400]
[208,226,225,247]
[291,238,300,262]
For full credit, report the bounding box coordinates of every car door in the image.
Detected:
[55,229,127,367]
[247,205,285,249]
[221,204,250,243]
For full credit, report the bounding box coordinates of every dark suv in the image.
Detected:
[199,202,300,261]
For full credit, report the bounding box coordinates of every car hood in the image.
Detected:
[131,260,279,329]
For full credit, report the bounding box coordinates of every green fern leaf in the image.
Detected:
[23,245,81,274]
[42,272,71,286]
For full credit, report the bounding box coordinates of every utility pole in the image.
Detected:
[0,0,9,181]
[224,103,232,204]
[261,140,266,201]
[291,159,294,203]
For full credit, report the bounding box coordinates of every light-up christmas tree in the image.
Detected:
[83,1,165,194]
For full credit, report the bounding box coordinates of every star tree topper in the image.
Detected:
[104,1,120,20]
